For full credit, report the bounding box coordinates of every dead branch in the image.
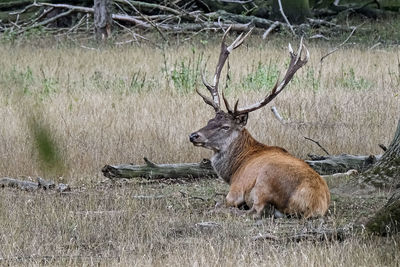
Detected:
[18,9,73,34]
[0,177,70,192]
[114,0,183,16]
[121,0,167,41]
[271,106,286,124]
[102,158,217,179]
[277,0,295,36]
[2,0,363,39]
[378,144,387,151]
[304,136,330,155]
[320,24,360,62]
[262,21,279,39]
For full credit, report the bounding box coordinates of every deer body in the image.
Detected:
[210,128,330,218]
[189,27,330,218]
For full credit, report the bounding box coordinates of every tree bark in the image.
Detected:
[366,187,400,235]
[94,0,112,40]
[363,119,400,187]
[362,120,400,235]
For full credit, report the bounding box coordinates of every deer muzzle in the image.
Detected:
[189,132,205,146]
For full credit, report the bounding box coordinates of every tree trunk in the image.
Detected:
[94,0,112,40]
[366,188,400,235]
[272,0,311,24]
[363,119,400,187]
[363,119,400,235]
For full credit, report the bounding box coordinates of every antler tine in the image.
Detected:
[196,87,219,111]
[199,71,220,111]
[234,38,309,115]
[198,26,253,112]
[222,90,233,113]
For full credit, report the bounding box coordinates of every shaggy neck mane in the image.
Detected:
[211,128,266,184]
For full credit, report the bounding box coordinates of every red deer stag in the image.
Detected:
[189,28,330,219]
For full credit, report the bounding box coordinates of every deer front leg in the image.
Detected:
[226,188,245,208]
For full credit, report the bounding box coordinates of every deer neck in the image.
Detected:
[211,129,264,184]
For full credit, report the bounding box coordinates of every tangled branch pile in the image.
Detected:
[1,0,398,40]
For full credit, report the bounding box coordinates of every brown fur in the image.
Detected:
[215,129,330,218]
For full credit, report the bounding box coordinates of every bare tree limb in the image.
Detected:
[18,9,73,34]
[262,21,279,39]
[320,24,361,62]
[122,0,168,41]
[271,106,286,124]
[304,136,330,155]
[277,0,296,36]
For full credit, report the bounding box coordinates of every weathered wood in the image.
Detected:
[0,177,38,190]
[94,0,112,40]
[305,154,381,175]
[102,153,382,180]
[102,158,217,179]
[0,177,70,192]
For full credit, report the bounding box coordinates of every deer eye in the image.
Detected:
[221,125,230,131]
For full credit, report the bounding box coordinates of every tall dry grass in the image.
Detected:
[0,38,399,183]
[0,37,399,266]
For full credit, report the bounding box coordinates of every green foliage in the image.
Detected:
[305,66,321,91]
[170,48,204,94]
[1,29,18,43]
[1,66,61,100]
[1,66,35,97]
[41,77,58,98]
[241,61,279,91]
[337,67,373,90]
[130,71,147,93]
[91,70,152,94]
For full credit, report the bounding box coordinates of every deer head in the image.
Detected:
[189,27,309,153]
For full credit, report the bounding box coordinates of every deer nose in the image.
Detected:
[189,132,199,142]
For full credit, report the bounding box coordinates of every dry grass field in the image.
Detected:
[0,35,399,265]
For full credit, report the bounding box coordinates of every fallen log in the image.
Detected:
[102,154,381,179]
[305,154,382,175]
[102,157,217,179]
[0,177,70,192]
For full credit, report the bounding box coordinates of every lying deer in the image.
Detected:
[189,27,330,219]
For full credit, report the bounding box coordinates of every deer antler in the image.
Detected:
[232,37,309,115]
[196,26,253,112]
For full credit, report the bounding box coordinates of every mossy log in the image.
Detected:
[366,188,400,235]
[102,158,217,180]
[102,154,380,180]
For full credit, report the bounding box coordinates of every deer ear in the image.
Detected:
[235,113,248,127]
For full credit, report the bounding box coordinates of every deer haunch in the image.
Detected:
[189,26,330,218]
